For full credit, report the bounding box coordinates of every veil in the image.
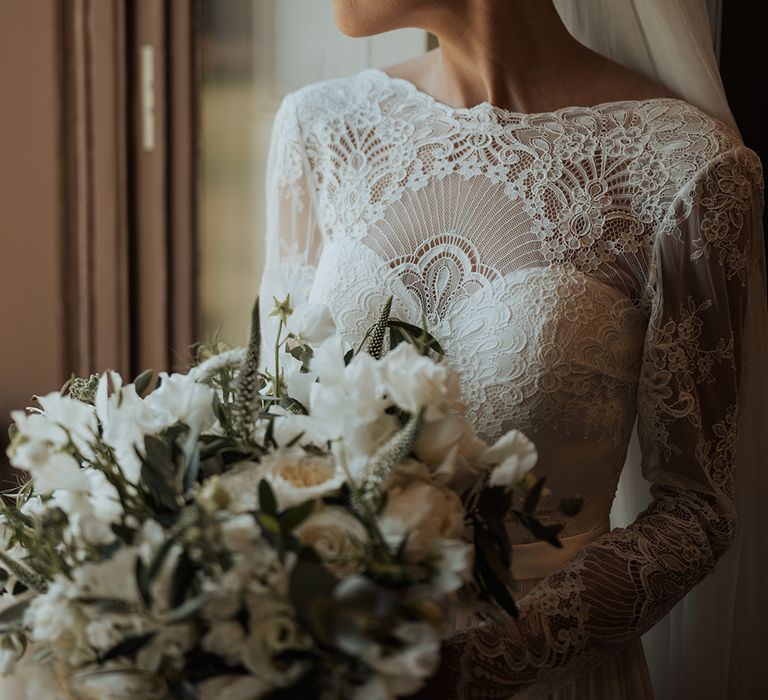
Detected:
[553,1,768,698]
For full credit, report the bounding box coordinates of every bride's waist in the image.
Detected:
[509,521,610,581]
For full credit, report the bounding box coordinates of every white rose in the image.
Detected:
[260,449,345,509]
[295,506,367,576]
[378,476,464,559]
[482,429,538,488]
[380,342,460,420]
[241,596,307,684]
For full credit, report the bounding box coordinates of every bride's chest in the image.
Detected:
[309,234,647,442]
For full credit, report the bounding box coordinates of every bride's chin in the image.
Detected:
[330,0,410,39]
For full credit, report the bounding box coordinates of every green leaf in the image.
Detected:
[474,527,518,618]
[146,533,177,585]
[184,446,201,494]
[259,478,278,516]
[478,485,513,524]
[256,512,281,535]
[100,632,157,663]
[170,551,196,609]
[280,500,315,531]
[161,593,210,624]
[140,435,180,512]
[76,597,137,615]
[523,516,564,548]
[289,549,337,632]
[0,598,31,632]
[133,369,155,397]
[387,319,444,355]
[523,476,548,517]
[135,555,151,608]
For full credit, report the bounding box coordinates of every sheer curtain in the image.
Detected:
[552,1,767,697]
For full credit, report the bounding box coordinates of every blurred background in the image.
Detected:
[0,0,763,481]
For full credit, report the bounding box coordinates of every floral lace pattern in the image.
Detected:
[261,69,764,697]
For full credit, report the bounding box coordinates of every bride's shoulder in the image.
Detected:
[277,71,383,133]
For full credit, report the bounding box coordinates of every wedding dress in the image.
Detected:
[259,67,764,698]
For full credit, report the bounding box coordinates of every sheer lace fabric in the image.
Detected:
[258,68,764,697]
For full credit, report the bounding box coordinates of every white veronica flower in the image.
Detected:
[482,429,538,488]
[379,342,461,420]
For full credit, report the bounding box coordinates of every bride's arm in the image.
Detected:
[426,146,764,699]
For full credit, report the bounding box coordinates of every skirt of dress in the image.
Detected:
[447,575,655,700]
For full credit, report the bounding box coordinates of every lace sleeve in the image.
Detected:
[427,146,764,699]
[260,92,324,272]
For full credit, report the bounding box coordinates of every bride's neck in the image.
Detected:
[421,0,587,111]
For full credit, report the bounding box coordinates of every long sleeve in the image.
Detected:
[261,92,324,272]
[435,146,764,698]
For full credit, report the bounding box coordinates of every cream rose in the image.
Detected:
[378,475,464,559]
[295,506,367,576]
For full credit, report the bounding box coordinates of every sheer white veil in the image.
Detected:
[553,1,768,698]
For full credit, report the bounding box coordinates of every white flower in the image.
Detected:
[241,595,307,684]
[221,514,260,553]
[482,429,538,487]
[145,372,215,438]
[199,674,270,700]
[286,302,336,344]
[95,372,167,482]
[259,449,345,509]
[380,342,461,420]
[18,450,90,494]
[25,580,93,667]
[136,623,195,673]
[378,471,464,559]
[358,622,441,697]
[35,393,98,456]
[95,371,214,483]
[430,538,473,595]
[50,468,122,545]
[70,669,168,699]
[295,506,367,576]
[411,413,486,489]
[202,620,246,665]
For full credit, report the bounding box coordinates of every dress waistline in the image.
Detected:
[510,522,611,581]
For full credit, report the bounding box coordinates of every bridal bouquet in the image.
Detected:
[0,264,578,700]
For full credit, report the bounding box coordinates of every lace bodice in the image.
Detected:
[258,68,764,697]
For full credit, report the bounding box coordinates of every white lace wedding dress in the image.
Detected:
[259,67,764,699]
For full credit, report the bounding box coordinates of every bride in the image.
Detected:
[259,0,766,698]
